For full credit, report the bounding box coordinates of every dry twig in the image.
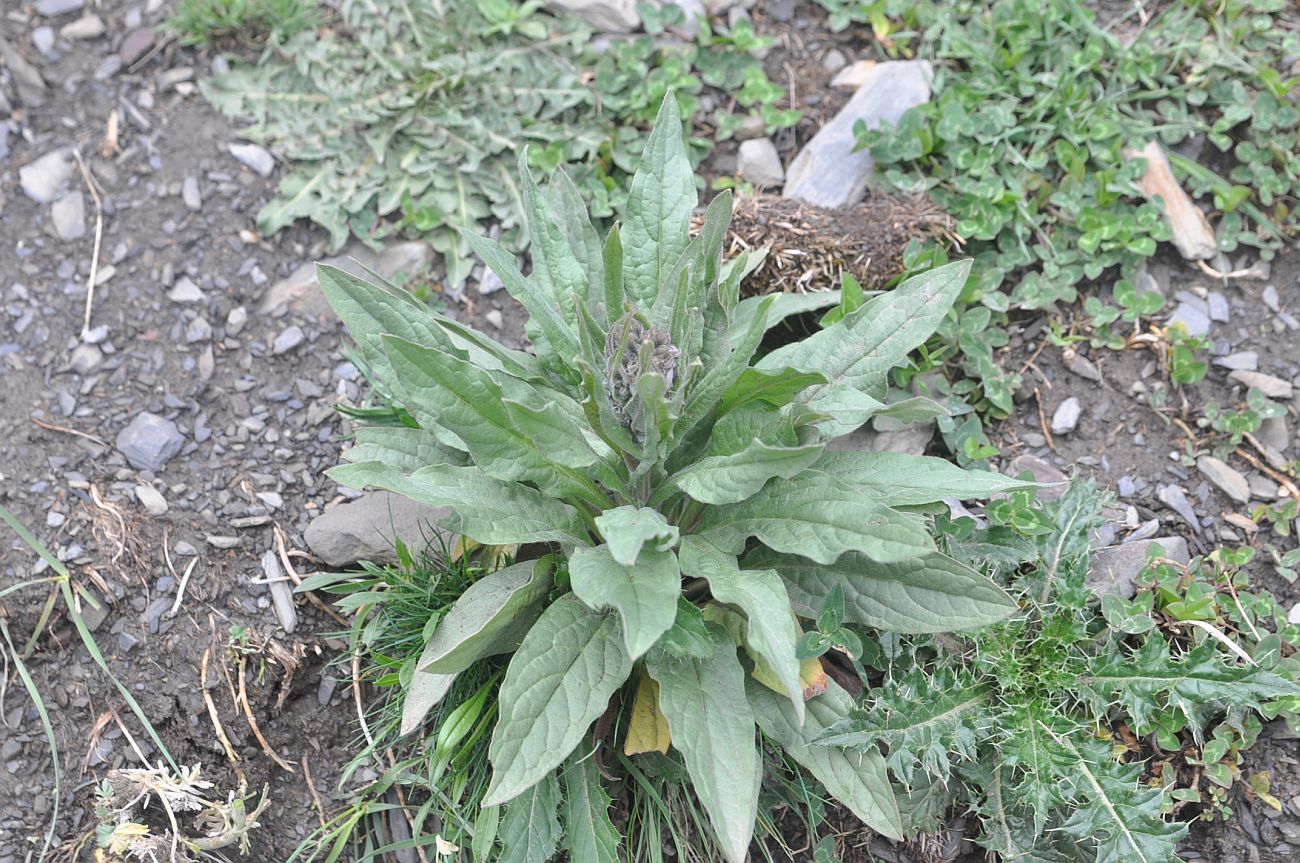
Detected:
[70,149,105,338]
[30,417,109,447]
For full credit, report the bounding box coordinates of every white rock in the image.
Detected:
[181,175,202,211]
[134,484,168,516]
[485,309,504,329]
[1051,397,1081,435]
[50,191,86,241]
[228,142,275,177]
[737,138,784,188]
[19,148,72,203]
[167,276,204,303]
[225,306,248,336]
[1290,602,1300,625]
[543,0,639,31]
[1228,369,1292,400]
[60,14,105,39]
[784,61,932,208]
[477,269,505,296]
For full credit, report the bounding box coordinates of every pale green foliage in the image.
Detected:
[322,95,1033,861]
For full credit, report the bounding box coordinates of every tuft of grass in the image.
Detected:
[166,0,320,46]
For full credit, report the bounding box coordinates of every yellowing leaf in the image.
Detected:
[625,673,671,755]
[752,653,827,700]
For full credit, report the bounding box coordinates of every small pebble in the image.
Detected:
[273,326,305,354]
[181,176,202,211]
[134,484,168,516]
[1051,397,1081,435]
[485,310,504,330]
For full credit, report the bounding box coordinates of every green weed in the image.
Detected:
[167,0,320,46]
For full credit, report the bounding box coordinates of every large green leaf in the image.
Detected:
[418,559,552,674]
[804,385,951,439]
[380,335,603,504]
[548,168,604,312]
[675,294,776,445]
[343,425,467,472]
[400,668,456,736]
[815,451,1042,506]
[678,536,803,721]
[697,472,934,564]
[747,547,1016,632]
[668,438,824,505]
[593,506,679,567]
[728,290,842,344]
[329,460,590,546]
[484,595,632,806]
[498,771,562,863]
[757,261,971,400]
[718,367,828,417]
[746,678,903,840]
[621,95,696,309]
[647,628,761,863]
[569,544,680,660]
[561,753,621,863]
[520,151,589,322]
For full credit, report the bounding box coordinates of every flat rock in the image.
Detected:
[0,36,47,106]
[34,0,83,16]
[116,411,184,472]
[1125,140,1216,260]
[304,490,455,567]
[60,14,105,39]
[1051,397,1081,435]
[50,190,85,241]
[228,142,276,177]
[19,149,72,203]
[134,484,168,516]
[1207,291,1229,322]
[1196,455,1250,504]
[1088,537,1189,598]
[1213,351,1257,372]
[1228,369,1292,400]
[273,325,305,355]
[737,138,784,188]
[542,0,638,31]
[168,276,205,303]
[1157,484,1201,532]
[1166,301,1210,337]
[1005,454,1067,502]
[784,61,932,208]
[260,240,434,317]
[1257,415,1289,453]
[117,26,154,64]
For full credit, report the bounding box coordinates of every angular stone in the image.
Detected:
[117,26,154,65]
[50,191,86,241]
[116,411,184,472]
[1088,537,1189,598]
[260,240,434,317]
[60,14,105,39]
[784,61,932,208]
[543,0,639,31]
[18,149,72,203]
[304,490,455,567]
[1050,396,1081,435]
[69,343,102,374]
[1196,455,1250,504]
[826,420,934,456]
[1166,302,1210,337]
[1005,454,1067,502]
[1228,369,1291,400]
[1257,415,1289,453]
[1207,292,1229,322]
[34,0,83,17]
[134,484,168,516]
[1157,484,1201,532]
[737,138,784,187]
[228,142,275,177]
[1213,351,1257,372]
[273,325,305,355]
[167,276,204,303]
[225,306,248,336]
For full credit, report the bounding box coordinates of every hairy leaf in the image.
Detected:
[418,558,552,674]
[669,438,824,505]
[748,548,1017,632]
[728,290,843,344]
[498,771,562,863]
[697,472,934,564]
[593,506,679,567]
[647,628,761,863]
[484,595,632,806]
[400,668,457,736]
[678,536,804,721]
[561,753,622,863]
[747,678,903,839]
[817,451,1043,506]
[344,425,467,472]
[569,545,680,660]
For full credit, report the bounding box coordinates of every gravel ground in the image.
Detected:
[3,0,1300,861]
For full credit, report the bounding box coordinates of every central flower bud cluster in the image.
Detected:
[603,313,679,440]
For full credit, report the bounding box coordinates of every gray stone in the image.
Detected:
[1207,291,1229,322]
[60,14,105,39]
[1005,454,1067,502]
[1088,537,1189,598]
[304,490,455,567]
[260,240,434,317]
[318,676,339,707]
[134,484,168,516]
[822,48,848,73]
[185,317,212,343]
[1249,474,1279,501]
[34,0,83,16]
[827,421,934,456]
[735,114,767,141]
[1213,351,1257,372]
[1050,396,1081,435]
[18,149,72,203]
[0,34,48,106]
[784,61,932,207]
[207,535,240,549]
[228,142,275,177]
[32,26,56,55]
[117,26,153,65]
[1157,484,1201,532]
[273,325,305,355]
[1166,301,1211,337]
[737,138,785,188]
[69,343,102,374]
[181,176,202,211]
[477,268,504,295]
[1228,369,1292,400]
[167,276,204,303]
[225,306,248,336]
[1196,455,1250,504]
[1256,416,1288,454]
[49,189,84,239]
[543,0,639,31]
[116,412,184,472]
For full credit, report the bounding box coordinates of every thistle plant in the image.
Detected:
[321,96,1036,862]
